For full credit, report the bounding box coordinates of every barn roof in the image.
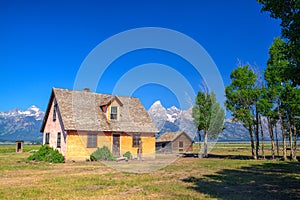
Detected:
[40,88,158,133]
[156,131,193,143]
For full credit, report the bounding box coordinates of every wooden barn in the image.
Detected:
[40,88,158,161]
[156,131,193,153]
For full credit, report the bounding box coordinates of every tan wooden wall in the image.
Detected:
[65,131,155,160]
[119,133,155,159]
[66,131,91,160]
[172,133,193,153]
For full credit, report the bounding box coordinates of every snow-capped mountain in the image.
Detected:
[148,101,278,141]
[0,105,44,120]
[148,101,168,131]
[0,106,44,142]
[166,106,181,123]
[148,101,198,140]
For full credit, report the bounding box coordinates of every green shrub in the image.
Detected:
[29,149,38,153]
[90,146,115,161]
[123,151,132,159]
[27,145,65,163]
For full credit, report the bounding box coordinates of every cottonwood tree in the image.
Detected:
[258,0,300,85]
[258,86,277,159]
[258,1,300,160]
[192,91,224,158]
[281,84,300,161]
[252,66,267,159]
[264,37,291,160]
[225,65,258,159]
[265,37,300,161]
[208,94,225,140]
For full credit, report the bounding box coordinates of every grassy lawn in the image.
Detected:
[0,144,299,199]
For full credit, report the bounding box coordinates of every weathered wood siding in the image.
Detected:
[98,132,112,150]
[65,131,155,160]
[141,133,156,158]
[66,131,90,160]
[110,132,155,159]
[172,133,193,153]
[66,131,112,161]
[119,133,155,158]
[43,97,67,156]
[156,142,172,153]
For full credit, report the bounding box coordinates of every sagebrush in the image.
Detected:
[123,151,132,159]
[27,145,65,163]
[90,146,115,161]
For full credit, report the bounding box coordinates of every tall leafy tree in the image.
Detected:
[258,1,300,160]
[265,37,291,160]
[290,89,300,160]
[208,94,225,139]
[225,65,258,159]
[192,91,224,158]
[192,92,211,158]
[281,84,300,160]
[258,0,300,85]
[258,86,276,159]
[253,69,264,159]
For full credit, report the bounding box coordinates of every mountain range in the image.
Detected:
[0,106,44,142]
[148,100,279,142]
[0,102,279,142]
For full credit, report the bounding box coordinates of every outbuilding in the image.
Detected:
[16,140,24,153]
[156,131,193,153]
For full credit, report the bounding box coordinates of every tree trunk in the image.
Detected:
[275,122,280,157]
[267,117,275,160]
[292,120,297,161]
[203,130,208,158]
[198,130,202,158]
[280,115,287,161]
[289,122,293,158]
[248,125,257,159]
[253,107,260,159]
[260,115,265,159]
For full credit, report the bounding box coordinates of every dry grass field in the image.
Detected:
[0,143,299,199]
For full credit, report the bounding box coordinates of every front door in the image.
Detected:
[112,134,120,157]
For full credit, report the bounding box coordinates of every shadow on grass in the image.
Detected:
[208,154,300,161]
[182,162,300,200]
[182,153,253,159]
[208,154,253,160]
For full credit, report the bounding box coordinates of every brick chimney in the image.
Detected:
[83,88,90,92]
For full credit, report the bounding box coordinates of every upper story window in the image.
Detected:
[53,103,57,121]
[110,106,118,120]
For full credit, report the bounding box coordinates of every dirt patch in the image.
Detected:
[101,153,179,173]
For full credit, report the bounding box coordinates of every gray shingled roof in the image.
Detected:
[42,88,158,133]
[156,131,192,142]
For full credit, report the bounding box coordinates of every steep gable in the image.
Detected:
[41,88,158,133]
[156,131,193,143]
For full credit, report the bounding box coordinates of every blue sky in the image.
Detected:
[0,0,281,112]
